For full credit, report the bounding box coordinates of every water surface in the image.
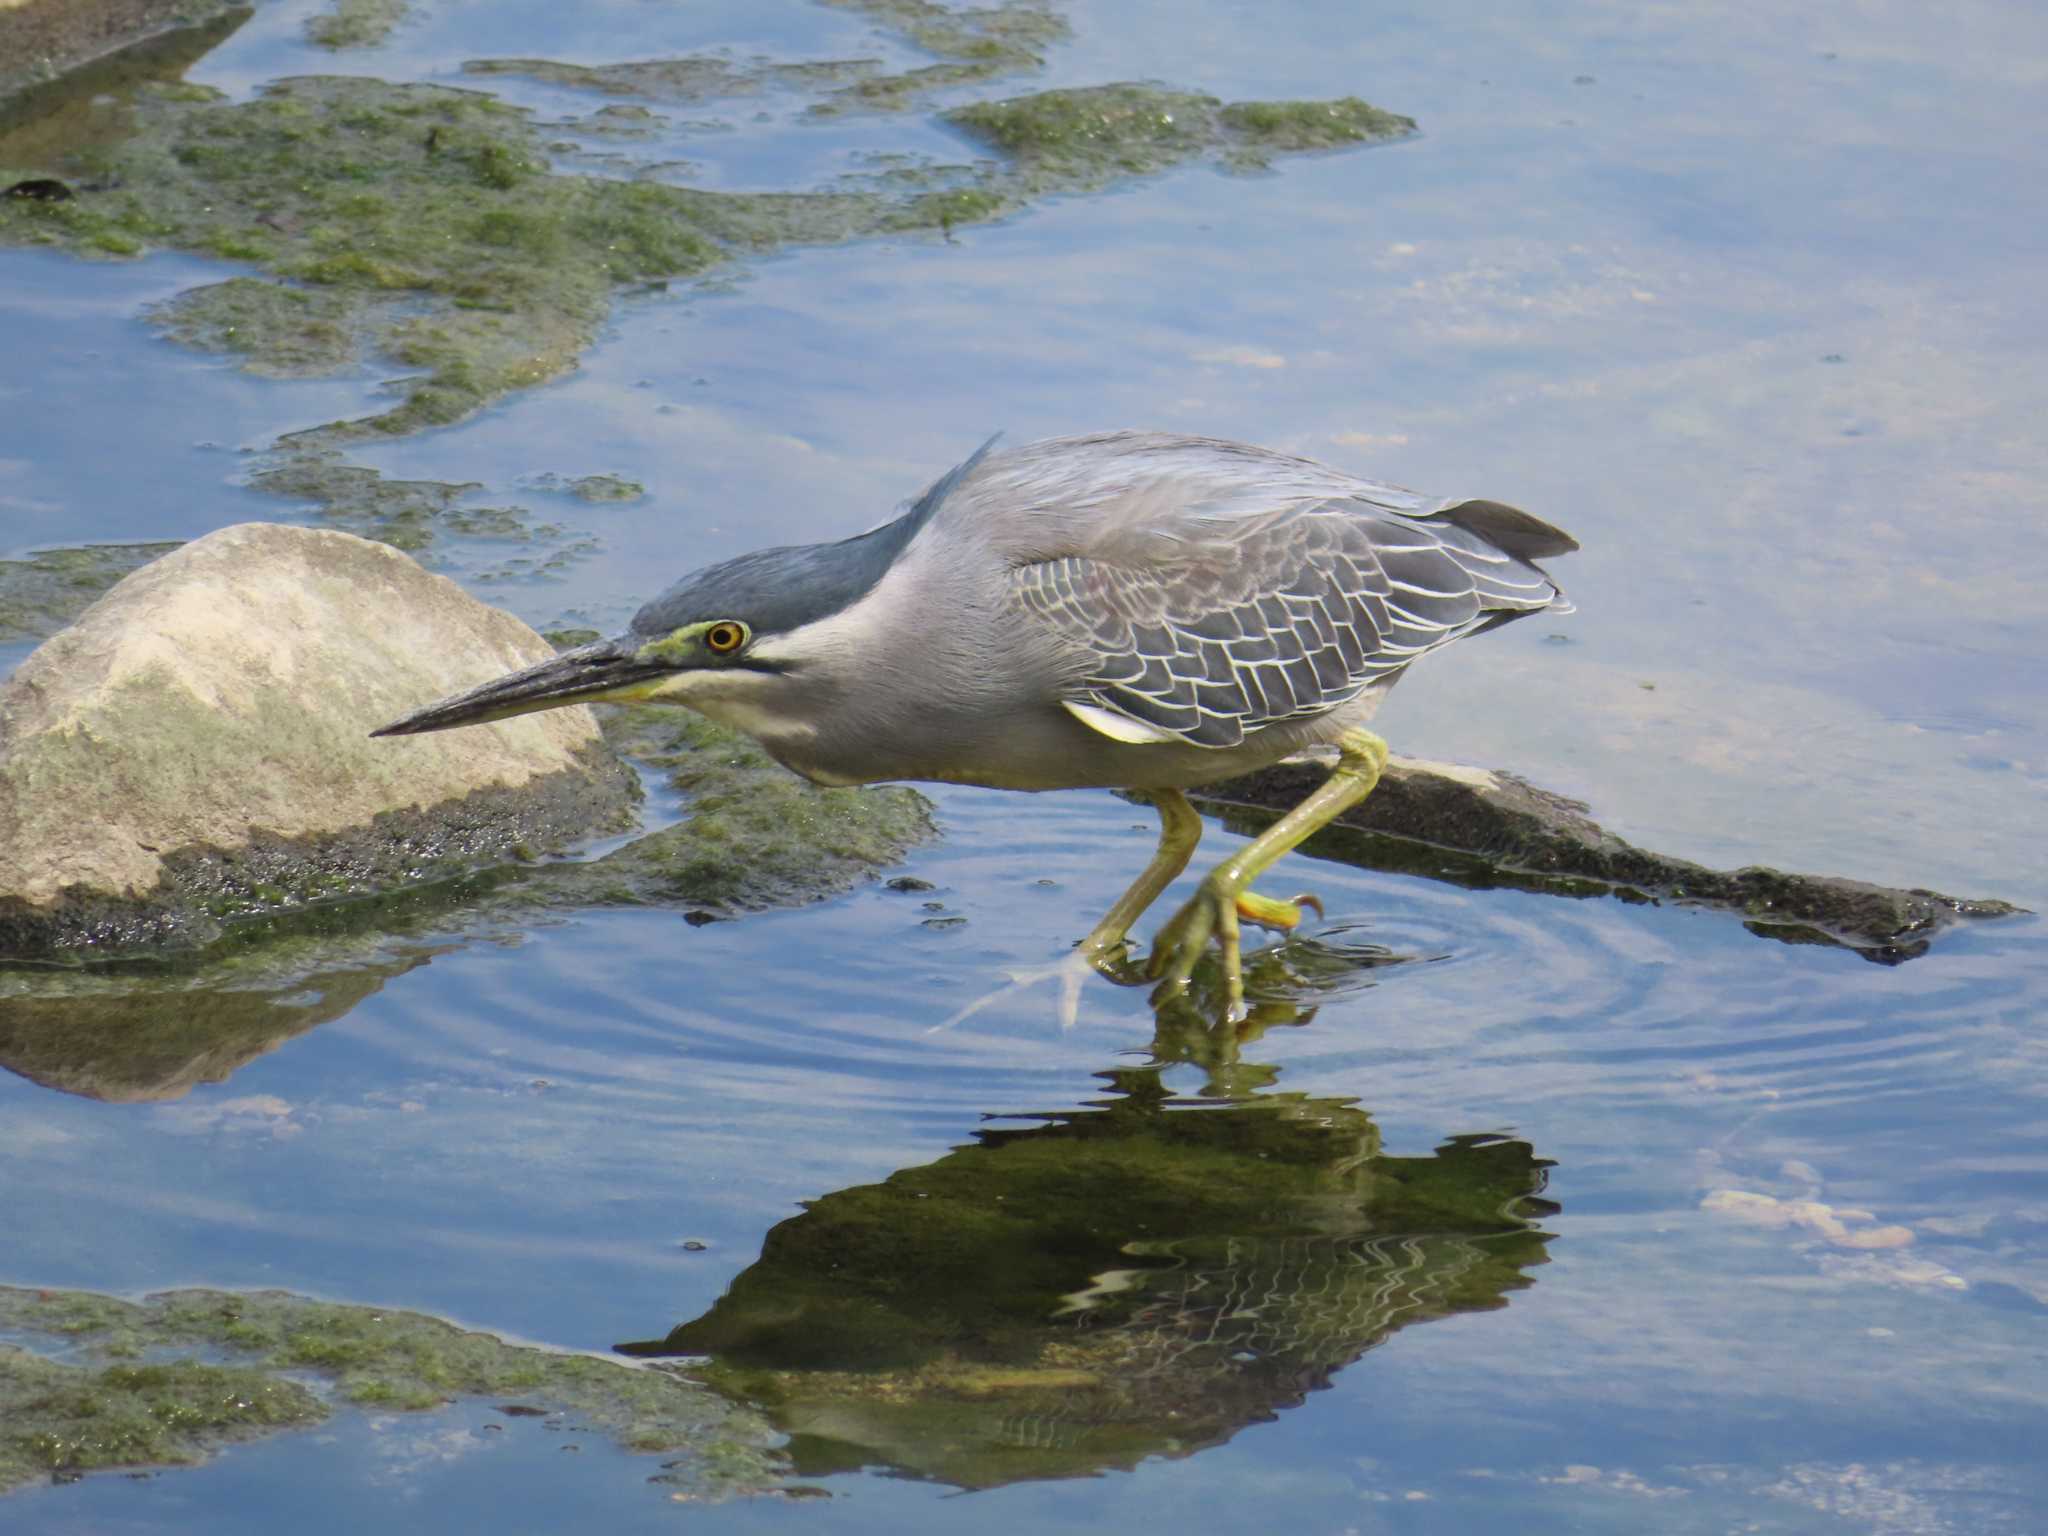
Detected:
[3,0,2045,1530]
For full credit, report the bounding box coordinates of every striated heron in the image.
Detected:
[373,431,1576,1016]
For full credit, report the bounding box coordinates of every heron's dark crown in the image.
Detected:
[628,434,999,642]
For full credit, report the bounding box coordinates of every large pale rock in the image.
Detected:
[0,523,637,961]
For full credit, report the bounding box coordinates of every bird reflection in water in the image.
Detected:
[621,939,1556,1491]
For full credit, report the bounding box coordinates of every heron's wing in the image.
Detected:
[1011,496,1563,749]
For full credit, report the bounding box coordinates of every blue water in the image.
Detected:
[4,0,2046,1530]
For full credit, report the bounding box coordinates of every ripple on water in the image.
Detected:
[323,777,2037,1174]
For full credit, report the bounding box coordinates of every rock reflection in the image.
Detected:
[0,953,435,1102]
[621,1024,1556,1490]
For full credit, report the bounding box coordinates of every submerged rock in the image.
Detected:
[304,0,409,51]
[0,540,181,644]
[0,1285,781,1497]
[0,523,638,963]
[1201,755,2023,962]
[1,57,1414,443]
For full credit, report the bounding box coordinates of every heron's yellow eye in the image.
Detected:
[704,621,747,655]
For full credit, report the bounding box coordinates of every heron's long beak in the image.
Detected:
[370,638,667,737]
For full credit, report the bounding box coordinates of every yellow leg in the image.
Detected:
[1079,789,1202,965]
[1147,729,1389,1018]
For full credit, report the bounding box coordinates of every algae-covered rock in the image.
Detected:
[2,54,1413,442]
[0,540,181,643]
[812,0,1068,114]
[622,1069,1554,1489]
[944,84,1414,181]
[1,1352,324,1489]
[588,703,936,913]
[0,698,935,1099]
[0,1285,781,1496]
[1200,755,2023,961]
[461,55,879,103]
[148,277,364,377]
[0,523,638,963]
[304,0,408,52]
[3,75,727,439]
[244,453,602,585]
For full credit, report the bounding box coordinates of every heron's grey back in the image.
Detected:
[935,432,1573,751]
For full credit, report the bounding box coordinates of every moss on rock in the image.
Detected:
[584,703,935,913]
[1216,96,1415,153]
[0,541,182,643]
[304,0,409,52]
[519,471,645,503]
[2,1353,324,1487]
[945,83,1415,185]
[1,75,725,442]
[3,40,1412,442]
[826,0,1067,64]
[809,0,1069,114]
[148,276,363,376]
[0,1285,779,1494]
[508,53,898,99]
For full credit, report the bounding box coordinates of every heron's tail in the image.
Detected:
[1430,497,1579,561]
[1416,497,1578,620]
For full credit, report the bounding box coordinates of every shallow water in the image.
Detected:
[4,0,2046,1529]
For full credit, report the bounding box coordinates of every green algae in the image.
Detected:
[622,1069,1554,1489]
[0,1286,779,1494]
[1,1351,323,1487]
[827,0,1068,63]
[305,0,410,52]
[809,0,1069,114]
[587,702,936,912]
[569,474,644,502]
[559,104,669,140]
[0,542,182,643]
[1,74,723,443]
[947,83,1213,166]
[248,455,482,554]
[521,471,646,503]
[469,0,1066,119]
[1216,96,1415,153]
[246,454,602,586]
[3,12,1412,445]
[462,55,880,103]
[149,276,363,376]
[946,84,1416,183]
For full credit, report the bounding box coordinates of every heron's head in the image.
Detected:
[369,537,892,740]
[372,435,997,741]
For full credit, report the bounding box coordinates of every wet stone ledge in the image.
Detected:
[1198,756,2023,962]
